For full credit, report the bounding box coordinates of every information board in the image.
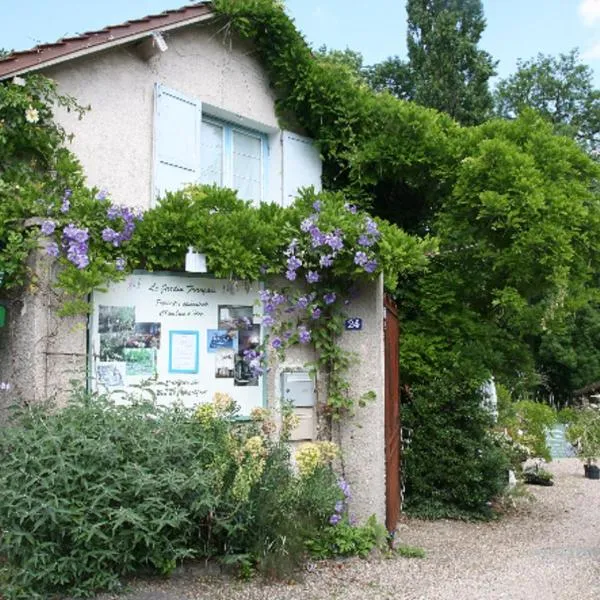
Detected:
[90,273,264,415]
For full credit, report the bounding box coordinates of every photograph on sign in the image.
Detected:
[168,330,200,374]
[234,324,261,386]
[96,361,126,388]
[215,349,235,378]
[218,305,254,331]
[207,329,237,353]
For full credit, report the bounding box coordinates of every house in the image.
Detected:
[0,3,394,528]
[0,2,322,209]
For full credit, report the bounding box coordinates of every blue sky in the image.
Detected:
[2,0,600,86]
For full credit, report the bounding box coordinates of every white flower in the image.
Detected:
[12,76,26,86]
[25,105,39,124]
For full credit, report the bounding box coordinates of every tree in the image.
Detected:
[494,49,600,154]
[405,0,496,125]
[364,56,415,100]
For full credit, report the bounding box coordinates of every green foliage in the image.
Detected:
[0,393,349,598]
[494,49,600,154]
[406,0,497,125]
[536,300,600,401]
[364,56,415,100]
[0,74,87,291]
[128,185,289,280]
[403,372,510,519]
[305,515,387,559]
[212,0,600,516]
[563,407,600,464]
[498,398,557,461]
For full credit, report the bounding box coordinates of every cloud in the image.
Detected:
[579,0,600,26]
[582,41,600,59]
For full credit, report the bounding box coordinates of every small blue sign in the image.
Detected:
[344,317,363,331]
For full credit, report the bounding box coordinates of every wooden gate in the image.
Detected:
[384,295,401,532]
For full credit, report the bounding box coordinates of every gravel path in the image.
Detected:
[97,458,600,600]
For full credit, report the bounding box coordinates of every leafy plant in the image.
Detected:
[0,392,383,598]
[305,515,387,559]
[403,372,510,519]
[523,463,554,486]
[498,397,557,461]
[564,407,600,465]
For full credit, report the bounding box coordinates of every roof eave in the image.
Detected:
[0,4,214,80]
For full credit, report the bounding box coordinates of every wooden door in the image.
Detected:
[384,295,401,532]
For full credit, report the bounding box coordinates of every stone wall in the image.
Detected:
[0,246,87,424]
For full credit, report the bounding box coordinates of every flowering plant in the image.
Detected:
[38,186,143,313]
[242,190,386,416]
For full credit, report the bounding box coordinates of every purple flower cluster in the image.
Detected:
[306,270,320,284]
[298,326,311,344]
[63,223,90,269]
[95,188,109,201]
[102,205,143,247]
[41,220,56,235]
[329,479,352,526]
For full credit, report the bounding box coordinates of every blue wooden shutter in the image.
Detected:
[153,84,202,202]
[282,131,322,207]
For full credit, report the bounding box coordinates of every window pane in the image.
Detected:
[200,121,223,186]
[233,130,261,201]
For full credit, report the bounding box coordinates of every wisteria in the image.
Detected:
[306,270,320,283]
[329,479,352,526]
[39,189,142,272]
[41,220,55,235]
[323,292,336,305]
[298,326,311,344]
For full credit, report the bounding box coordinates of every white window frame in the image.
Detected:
[201,115,268,204]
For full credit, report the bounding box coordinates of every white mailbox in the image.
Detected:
[282,371,315,407]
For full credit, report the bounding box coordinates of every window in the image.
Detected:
[154,84,267,204]
[199,118,266,202]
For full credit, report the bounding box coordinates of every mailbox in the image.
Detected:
[282,371,315,407]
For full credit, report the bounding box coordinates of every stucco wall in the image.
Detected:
[271,275,387,525]
[0,244,87,424]
[45,20,282,209]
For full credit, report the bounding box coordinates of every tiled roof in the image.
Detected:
[0,2,213,79]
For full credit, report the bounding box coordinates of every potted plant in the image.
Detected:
[522,461,554,486]
[565,407,600,479]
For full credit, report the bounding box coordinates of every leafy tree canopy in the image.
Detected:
[494,49,600,155]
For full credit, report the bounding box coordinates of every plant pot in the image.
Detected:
[585,464,600,479]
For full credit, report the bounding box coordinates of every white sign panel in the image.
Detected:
[90,273,264,415]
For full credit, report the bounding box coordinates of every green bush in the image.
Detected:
[498,397,557,461]
[0,393,345,598]
[403,373,510,519]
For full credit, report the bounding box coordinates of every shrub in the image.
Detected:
[563,406,600,464]
[403,373,510,519]
[498,397,557,461]
[0,392,347,598]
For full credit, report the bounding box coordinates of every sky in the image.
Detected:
[2,0,600,87]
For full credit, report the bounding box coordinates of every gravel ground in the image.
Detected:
[97,458,600,600]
